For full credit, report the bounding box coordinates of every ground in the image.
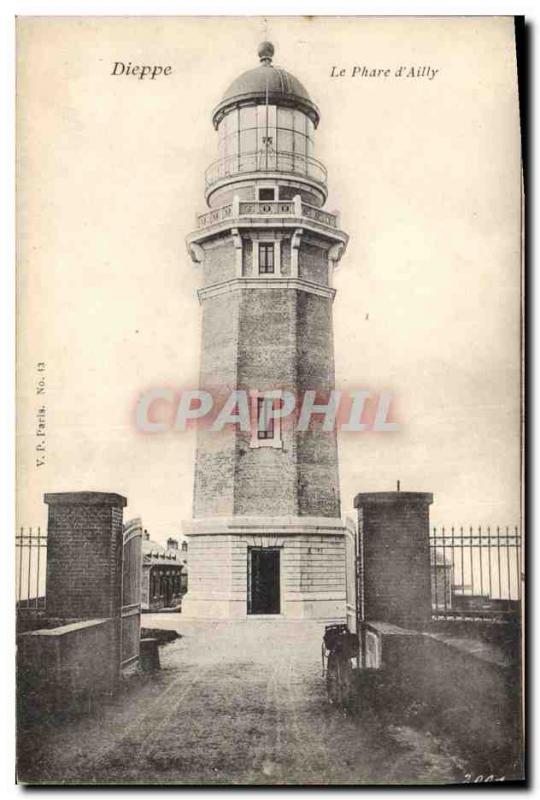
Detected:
[18,615,469,785]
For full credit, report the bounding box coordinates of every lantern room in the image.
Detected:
[205,42,327,208]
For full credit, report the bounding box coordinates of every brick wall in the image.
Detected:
[298,241,329,286]
[242,237,253,276]
[194,285,340,519]
[355,492,433,627]
[237,287,297,387]
[202,238,236,286]
[44,492,126,620]
[296,291,340,517]
[281,240,291,275]
[193,291,240,517]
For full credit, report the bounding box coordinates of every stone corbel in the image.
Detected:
[328,242,345,286]
[188,242,204,264]
[291,228,303,279]
[231,227,243,277]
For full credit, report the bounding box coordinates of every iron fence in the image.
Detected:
[16,527,47,612]
[430,526,522,620]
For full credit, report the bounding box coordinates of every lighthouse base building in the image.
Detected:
[183,519,347,620]
[182,42,349,620]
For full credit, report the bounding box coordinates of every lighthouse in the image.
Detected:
[183,42,349,619]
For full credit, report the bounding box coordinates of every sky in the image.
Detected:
[17,16,522,544]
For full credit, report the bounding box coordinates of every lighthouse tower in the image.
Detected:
[183,42,349,619]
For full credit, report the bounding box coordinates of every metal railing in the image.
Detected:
[430,526,522,620]
[196,199,338,230]
[204,150,327,191]
[16,527,47,612]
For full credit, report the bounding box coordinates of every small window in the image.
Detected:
[259,243,275,274]
[258,187,275,201]
[257,397,275,439]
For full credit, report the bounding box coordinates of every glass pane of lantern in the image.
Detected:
[278,128,293,154]
[277,107,294,130]
[294,110,307,133]
[240,105,257,130]
[294,131,306,157]
[257,105,276,142]
[226,132,239,156]
[240,128,256,154]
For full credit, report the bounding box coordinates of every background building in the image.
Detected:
[141,530,188,612]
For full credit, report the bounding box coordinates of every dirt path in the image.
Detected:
[18,616,467,785]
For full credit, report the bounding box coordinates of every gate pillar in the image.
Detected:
[44,492,127,619]
[354,491,433,628]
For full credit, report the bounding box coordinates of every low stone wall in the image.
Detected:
[17,618,119,720]
[364,621,522,774]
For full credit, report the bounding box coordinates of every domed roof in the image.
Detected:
[224,64,312,104]
[212,42,320,129]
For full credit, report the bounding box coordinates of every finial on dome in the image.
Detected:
[258,41,274,65]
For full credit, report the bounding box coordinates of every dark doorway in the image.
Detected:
[248,548,280,615]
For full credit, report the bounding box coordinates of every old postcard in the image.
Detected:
[16,15,524,785]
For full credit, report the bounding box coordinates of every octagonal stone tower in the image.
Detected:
[183,42,349,619]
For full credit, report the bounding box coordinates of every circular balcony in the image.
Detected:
[196,199,339,231]
[204,150,327,201]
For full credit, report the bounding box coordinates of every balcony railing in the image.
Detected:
[196,199,338,230]
[204,150,327,191]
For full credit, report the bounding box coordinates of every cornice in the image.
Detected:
[187,216,348,252]
[183,515,346,536]
[197,277,336,303]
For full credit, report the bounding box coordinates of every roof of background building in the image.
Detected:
[142,537,185,568]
